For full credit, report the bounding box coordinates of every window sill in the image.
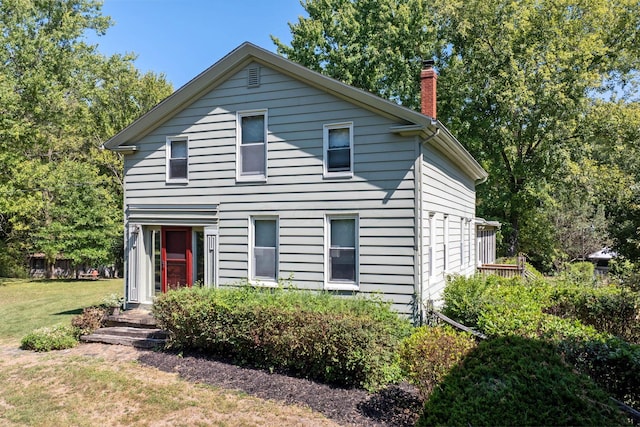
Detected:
[236,176,267,184]
[165,179,189,185]
[324,282,359,291]
[249,279,278,288]
[323,171,353,180]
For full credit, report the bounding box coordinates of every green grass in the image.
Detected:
[0,278,122,344]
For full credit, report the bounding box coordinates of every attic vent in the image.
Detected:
[247,66,260,88]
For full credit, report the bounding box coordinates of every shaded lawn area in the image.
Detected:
[0,278,122,344]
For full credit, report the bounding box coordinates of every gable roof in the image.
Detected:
[103,42,487,182]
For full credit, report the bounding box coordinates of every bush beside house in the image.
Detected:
[442,274,640,408]
[152,286,412,391]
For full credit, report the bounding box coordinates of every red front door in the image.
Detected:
[161,227,192,292]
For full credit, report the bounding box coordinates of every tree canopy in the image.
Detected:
[274,0,640,269]
[0,0,172,276]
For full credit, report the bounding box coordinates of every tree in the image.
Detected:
[274,0,640,268]
[273,0,437,108]
[580,101,640,260]
[0,0,172,275]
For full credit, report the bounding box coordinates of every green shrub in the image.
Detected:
[419,336,627,426]
[71,306,108,336]
[442,274,493,326]
[153,286,411,390]
[442,275,640,409]
[20,325,79,352]
[559,336,640,408]
[557,261,598,286]
[399,325,476,400]
[546,284,640,344]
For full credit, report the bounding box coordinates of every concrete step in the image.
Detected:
[80,326,167,349]
[93,326,168,339]
[81,334,166,349]
[105,309,158,328]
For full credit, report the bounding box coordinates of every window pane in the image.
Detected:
[327,148,351,171]
[255,220,276,247]
[254,247,276,279]
[165,231,187,260]
[331,219,355,247]
[171,140,187,158]
[170,158,187,179]
[196,231,204,284]
[330,248,355,281]
[328,127,350,148]
[242,115,265,144]
[241,143,265,175]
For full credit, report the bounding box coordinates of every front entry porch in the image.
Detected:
[124,203,218,307]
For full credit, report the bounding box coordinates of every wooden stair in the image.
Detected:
[80,309,167,349]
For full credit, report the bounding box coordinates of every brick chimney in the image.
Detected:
[421,59,437,119]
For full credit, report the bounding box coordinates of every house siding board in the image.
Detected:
[421,142,477,305]
[123,62,418,316]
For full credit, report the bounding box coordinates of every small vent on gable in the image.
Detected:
[247,66,260,88]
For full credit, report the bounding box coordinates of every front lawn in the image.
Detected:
[0,278,122,345]
[0,278,338,426]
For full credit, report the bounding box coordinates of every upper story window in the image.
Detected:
[323,122,353,178]
[250,216,278,284]
[325,214,358,290]
[166,136,188,183]
[237,110,268,182]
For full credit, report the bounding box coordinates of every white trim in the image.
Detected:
[165,136,189,183]
[204,227,218,288]
[236,109,268,183]
[323,122,354,179]
[324,213,359,291]
[248,215,279,286]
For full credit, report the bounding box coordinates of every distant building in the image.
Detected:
[588,247,617,276]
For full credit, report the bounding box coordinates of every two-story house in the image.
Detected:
[104,43,488,321]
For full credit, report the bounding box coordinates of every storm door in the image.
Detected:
[161,227,192,292]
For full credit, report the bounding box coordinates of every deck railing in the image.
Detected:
[478,263,525,278]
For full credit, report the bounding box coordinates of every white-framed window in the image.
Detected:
[429,212,436,277]
[325,214,358,290]
[249,216,278,284]
[467,218,473,265]
[323,122,354,178]
[460,217,465,267]
[166,136,188,182]
[443,214,449,271]
[237,109,268,182]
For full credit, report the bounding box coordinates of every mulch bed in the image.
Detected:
[138,351,422,427]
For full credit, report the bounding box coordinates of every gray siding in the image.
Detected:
[421,142,477,304]
[124,63,417,315]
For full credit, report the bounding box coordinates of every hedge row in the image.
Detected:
[152,286,412,390]
[442,275,640,408]
[546,284,640,344]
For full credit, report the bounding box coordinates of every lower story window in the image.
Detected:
[251,217,278,282]
[327,215,358,288]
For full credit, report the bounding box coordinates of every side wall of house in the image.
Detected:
[123,63,418,315]
[421,141,477,307]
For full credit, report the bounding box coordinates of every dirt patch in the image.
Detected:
[139,351,422,427]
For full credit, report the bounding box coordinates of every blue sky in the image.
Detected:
[86,0,306,89]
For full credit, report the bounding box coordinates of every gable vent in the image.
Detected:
[247,66,260,88]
